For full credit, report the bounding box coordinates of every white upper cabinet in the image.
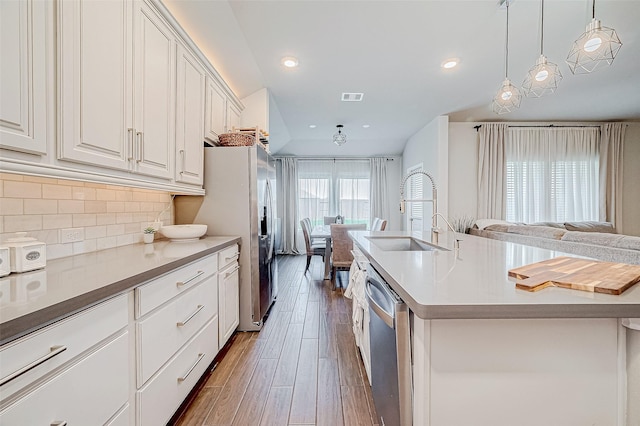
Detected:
[57,0,134,172]
[58,0,174,180]
[175,44,205,186]
[0,0,53,155]
[204,77,227,143]
[227,102,241,132]
[133,1,175,180]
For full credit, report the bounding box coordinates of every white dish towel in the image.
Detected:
[345,260,367,347]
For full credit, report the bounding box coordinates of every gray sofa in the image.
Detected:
[470,221,640,265]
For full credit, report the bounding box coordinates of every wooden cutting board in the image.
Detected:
[508,256,640,295]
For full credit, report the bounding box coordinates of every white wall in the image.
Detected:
[240,88,269,131]
[447,121,640,236]
[402,116,449,231]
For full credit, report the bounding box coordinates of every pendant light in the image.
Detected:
[522,0,562,97]
[492,0,521,115]
[566,0,622,74]
[333,125,346,146]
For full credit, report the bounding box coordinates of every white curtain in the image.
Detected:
[505,127,599,223]
[599,123,625,231]
[369,158,389,227]
[477,123,507,219]
[278,157,301,254]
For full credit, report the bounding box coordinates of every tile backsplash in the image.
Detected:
[0,173,174,260]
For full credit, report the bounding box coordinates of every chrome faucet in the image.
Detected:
[432,212,461,251]
[399,170,439,244]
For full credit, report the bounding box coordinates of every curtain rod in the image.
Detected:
[273,156,395,161]
[473,124,603,132]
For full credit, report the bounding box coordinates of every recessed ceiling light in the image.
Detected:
[362,124,370,128]
[309,124,317,128]
[441,58,460,69]
[281,56,299,68]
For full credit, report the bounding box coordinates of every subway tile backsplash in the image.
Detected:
[0,173,174,260]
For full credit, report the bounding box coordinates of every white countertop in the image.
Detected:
[0,236,240,344]
[351,230,640,319]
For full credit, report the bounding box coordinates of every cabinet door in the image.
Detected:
[226,102,241,133]
[218,262,239,348]
[0,0,51,155]
[175,45,205,186]
[58,0,133,171]
[204,77,227,143]
[133,2,174,180]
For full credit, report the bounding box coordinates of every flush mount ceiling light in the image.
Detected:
[441,58,460,69]
[333,125,346,146]
[522,0,562,97]
[309,124,317,128]
[566,0,622,74]
[362,124,371,128]
[281,56,299,68]
[492,0,521,115]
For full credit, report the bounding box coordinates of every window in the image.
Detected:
[406,164,424,232]
[505,128,599,223]
[297,160,370,226]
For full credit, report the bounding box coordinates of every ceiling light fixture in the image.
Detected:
[309,124,317,128]
[492,0,521,115]
[522,0,562,97]
[362,124,370,128]
[281,56,299,68]
[441,58,459,69]
[333,125,346,146]
[566,0,622,74]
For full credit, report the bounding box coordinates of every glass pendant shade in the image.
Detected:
[566,18,622,74]
[492,78,522,115]
[333,125,346,146]
[522,54,563,97]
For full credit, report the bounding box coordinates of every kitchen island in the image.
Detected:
[351,230,640,426]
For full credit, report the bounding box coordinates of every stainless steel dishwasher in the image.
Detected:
[365,266,412,426]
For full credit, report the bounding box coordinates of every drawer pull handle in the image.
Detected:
[224,252,240,261]
[178,353,205,383]
[177,270,204,287]
[225,265,240,278]
[0,345,67,387]
[51,422,67,426]
[177,305,204,327]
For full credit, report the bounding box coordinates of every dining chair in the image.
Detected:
[330,223,367,290]
[324,216,338,225]
[301,219,325,274]
[371,217,387,231]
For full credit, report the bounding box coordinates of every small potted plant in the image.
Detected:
[143,227,156,244]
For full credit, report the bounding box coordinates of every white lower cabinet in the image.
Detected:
[218,261,240,349]
[136,317,218,425]
[0,331,129,425]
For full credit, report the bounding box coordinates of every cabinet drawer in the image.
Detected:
[137,317,218,426]
[0,331,129,425]
[137,276,217,386]
[0,293,128,402]
[136,253,217,318]
[105,403,130,426]
[218,244,239,271]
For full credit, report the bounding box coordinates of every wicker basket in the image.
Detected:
[218,132,255,147]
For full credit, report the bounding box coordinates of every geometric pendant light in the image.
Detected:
[566,0,622,74]
[492,0,522,114]
[522,0,562,97]
[333,125,347,146]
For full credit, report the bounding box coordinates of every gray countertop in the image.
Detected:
[0,236,240,345]
[351,230,640,320]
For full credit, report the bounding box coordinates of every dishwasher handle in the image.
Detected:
[365,278,395,328]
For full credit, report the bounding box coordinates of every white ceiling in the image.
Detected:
[162,0,640,156]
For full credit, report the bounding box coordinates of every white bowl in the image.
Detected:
[161,224,207,242]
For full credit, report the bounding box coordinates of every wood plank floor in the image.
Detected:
[172,255,379,426]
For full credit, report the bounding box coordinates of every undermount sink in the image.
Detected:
[366,236,442,251]
[161,224,207,242]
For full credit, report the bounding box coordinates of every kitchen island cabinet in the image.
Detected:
[0,236,240,425]
[351,231,640,426]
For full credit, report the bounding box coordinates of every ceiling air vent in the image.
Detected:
[341,92,364,102]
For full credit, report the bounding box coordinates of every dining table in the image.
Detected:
[310,225,332,280]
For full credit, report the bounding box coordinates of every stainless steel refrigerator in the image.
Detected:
[182,145,277,331]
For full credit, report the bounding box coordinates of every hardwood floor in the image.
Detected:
[172,255,379,426]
